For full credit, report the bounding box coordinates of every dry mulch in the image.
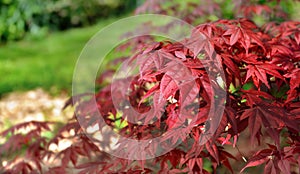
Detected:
[0,88,73,132]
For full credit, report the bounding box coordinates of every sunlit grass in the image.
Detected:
[0,16,125,96]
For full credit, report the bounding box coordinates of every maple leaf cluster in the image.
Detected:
[1,1,300,174]
[1,17,299,173]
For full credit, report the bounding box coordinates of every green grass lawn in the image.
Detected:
[0,16,124,96]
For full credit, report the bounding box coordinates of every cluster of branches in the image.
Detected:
[1,0,300,173]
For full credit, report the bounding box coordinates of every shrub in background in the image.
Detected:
[0,0,44,41]
[0,0,137,42]
[135,0,300,24]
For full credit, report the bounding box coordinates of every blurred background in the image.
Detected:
[0,0,141,131]
[0,0,140,95]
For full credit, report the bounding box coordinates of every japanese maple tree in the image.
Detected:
[1,0,300,173]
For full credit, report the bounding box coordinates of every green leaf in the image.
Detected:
[242,82,254,90]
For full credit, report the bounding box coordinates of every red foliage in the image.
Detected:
[1,1,300,174]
